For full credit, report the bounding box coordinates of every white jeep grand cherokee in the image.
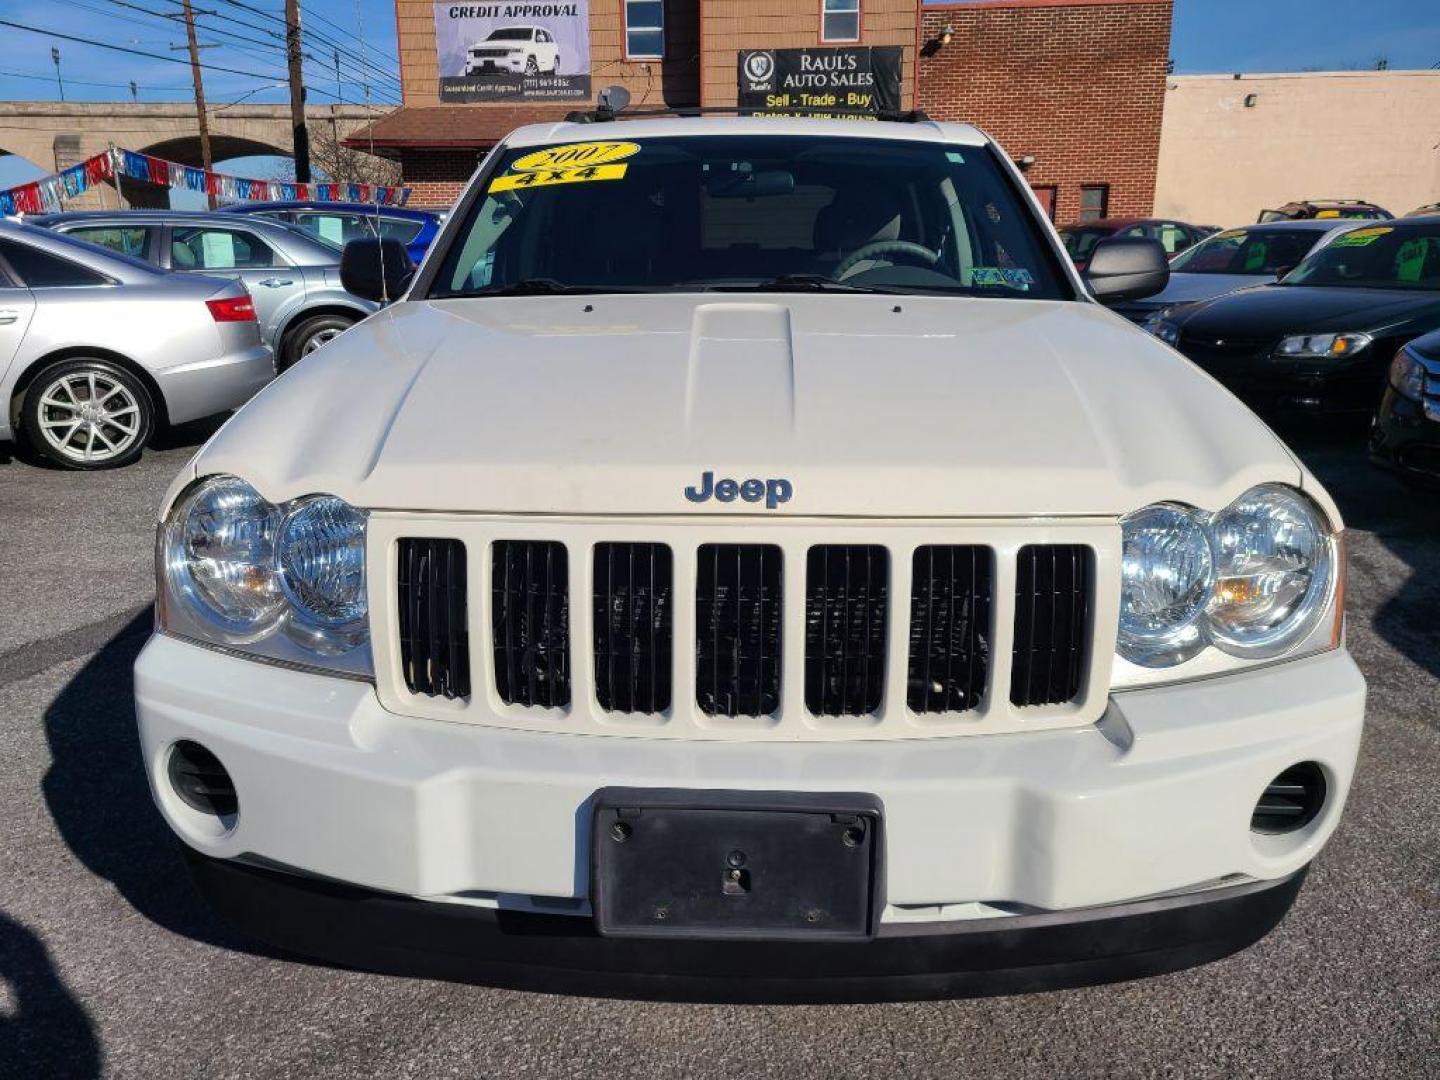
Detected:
[136,116,1364,1002]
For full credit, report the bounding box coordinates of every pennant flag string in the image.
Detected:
[0,148,410,216]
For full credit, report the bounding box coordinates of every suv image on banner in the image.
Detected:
[466,26,560,76]
[135,114,1365,1003]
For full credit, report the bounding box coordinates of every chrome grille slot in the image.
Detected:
[695,543,782,718]
[907,545,992,714]
[804,545,888,716]
[397,537,470,699]
[593,542,673,715]
[492,540,570,709]
[1011,544,1092,707]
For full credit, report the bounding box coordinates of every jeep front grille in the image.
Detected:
[593,542,673,715]
[377,520,1115,741]
[907,545,992,714]
[1011,544,1092,707]
[804,545,888,717]
[696,544,783,718]
[492,540,570,709]
[397,537,470,699]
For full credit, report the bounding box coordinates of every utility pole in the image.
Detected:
[180,0,215,207]
[284,0,311,184]
[50,47,65,101]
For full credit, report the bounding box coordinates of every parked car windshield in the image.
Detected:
[486,28,530,40]
[1282,223,1440,290]
[430,134,1071,300]
[1169,226,1323,275]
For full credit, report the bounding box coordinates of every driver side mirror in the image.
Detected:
[1271,263,1296,282]
[1084,237,1169,304]
[340,237,415,303]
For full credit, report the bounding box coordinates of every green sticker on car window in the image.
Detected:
[972,266,1034,289]
[1333,226,1392,247]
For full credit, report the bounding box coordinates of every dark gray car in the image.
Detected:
[33,210,378,370]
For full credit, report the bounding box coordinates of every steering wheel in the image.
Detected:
[834,241,941,280]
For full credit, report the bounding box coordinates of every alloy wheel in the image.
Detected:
[35,370,144,465]
[302,326,345,355]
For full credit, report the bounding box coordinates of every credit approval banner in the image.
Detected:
[435,2,591,101]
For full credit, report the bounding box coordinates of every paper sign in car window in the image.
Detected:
[316,215,345,245]
[201,231,237,269]
[490,141,642,193]
[1333,226,1392,248]
[1395,238,1432,283]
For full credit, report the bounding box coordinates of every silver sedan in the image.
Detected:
[34,210,379,371]
[0,219,273,470]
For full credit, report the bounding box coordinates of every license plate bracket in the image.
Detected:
[591,788,883,940]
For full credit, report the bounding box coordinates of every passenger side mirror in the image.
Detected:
[340,237,414,303]
[1083,237,1170,304]
[1272,263,1296,281]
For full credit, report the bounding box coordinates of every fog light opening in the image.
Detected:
[1251,762,1326,835]
[167,740,239,825]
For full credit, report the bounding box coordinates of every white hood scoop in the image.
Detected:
[685,303,796,438]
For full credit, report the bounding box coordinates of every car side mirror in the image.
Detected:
[1084,237,1170,304]
[1272,264,1296,281]
[340,237,414,303]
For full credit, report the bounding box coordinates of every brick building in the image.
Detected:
[351,0,1171,219]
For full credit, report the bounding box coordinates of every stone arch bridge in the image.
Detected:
[0,101,388,207]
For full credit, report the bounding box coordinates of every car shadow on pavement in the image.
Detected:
[1276,420,1440,682]
[0,414,226,471]
[40,612,288,961]
[0,911,103,1080]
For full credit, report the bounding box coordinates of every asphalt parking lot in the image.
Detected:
[0,421,1437,1080]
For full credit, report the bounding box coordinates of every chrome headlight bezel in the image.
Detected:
[1113,484,1340,684]
[157,474,373,679]
[1272,331,1372,360]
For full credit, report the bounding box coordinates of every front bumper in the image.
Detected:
[135,635,1364,994]
[184,847,1308,1002]
[466,56,526,73]
[1370,385,1440,485]
[155,344,274,425]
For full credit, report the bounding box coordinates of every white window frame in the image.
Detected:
[624,0,665,60]
[821,0,861,43]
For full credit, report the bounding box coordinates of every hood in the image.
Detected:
[1177,283,1440,338]
[191,294,1301,517]
[1152,272,1274,308]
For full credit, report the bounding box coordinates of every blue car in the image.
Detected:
[218,201,442,265]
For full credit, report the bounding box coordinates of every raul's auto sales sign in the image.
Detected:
[435,2,591,101]
[737,47,902,115]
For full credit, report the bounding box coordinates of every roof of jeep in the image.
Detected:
[500,115,990,149]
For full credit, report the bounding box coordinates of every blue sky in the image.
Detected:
[3,0,1439,191]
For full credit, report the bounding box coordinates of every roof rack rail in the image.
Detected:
[562,104,931,125]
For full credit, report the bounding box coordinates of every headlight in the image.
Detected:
[1207,485,1334,657]
[1145,314,1180,346]
[1117,484,1337,673]
[1273,332,1371,359]
[1118,504,1213,666]
[159,475,372,678]
[1389,346,1425,402]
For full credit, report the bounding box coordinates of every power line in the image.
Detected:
[0,18,290,81]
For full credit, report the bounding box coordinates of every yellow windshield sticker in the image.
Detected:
[1214,229,1245,241]
[489,141,641,193]
[1316,209,1340,218]
[1333,226,1393,247]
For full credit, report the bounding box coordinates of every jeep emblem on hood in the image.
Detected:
[684,471,793,510]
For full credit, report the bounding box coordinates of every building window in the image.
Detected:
[625,0,665,59]
[1079,184,1109,222]
[1031,185,1057,222]
[821,0,860,42]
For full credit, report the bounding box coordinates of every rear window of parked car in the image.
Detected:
[0,240,110,287]
[170,227,277,270]
[61,226,151,260]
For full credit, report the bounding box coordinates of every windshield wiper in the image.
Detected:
[729,274,897,294]
[481,278,606,296]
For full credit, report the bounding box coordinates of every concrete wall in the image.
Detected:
[1155,71,1440,227]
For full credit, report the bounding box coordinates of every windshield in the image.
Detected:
[485,28,531,41]
[1283,224,1440,290]
[429,134,1071,300]
[1169,227,1323,276]
[1057,226,1113,260]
